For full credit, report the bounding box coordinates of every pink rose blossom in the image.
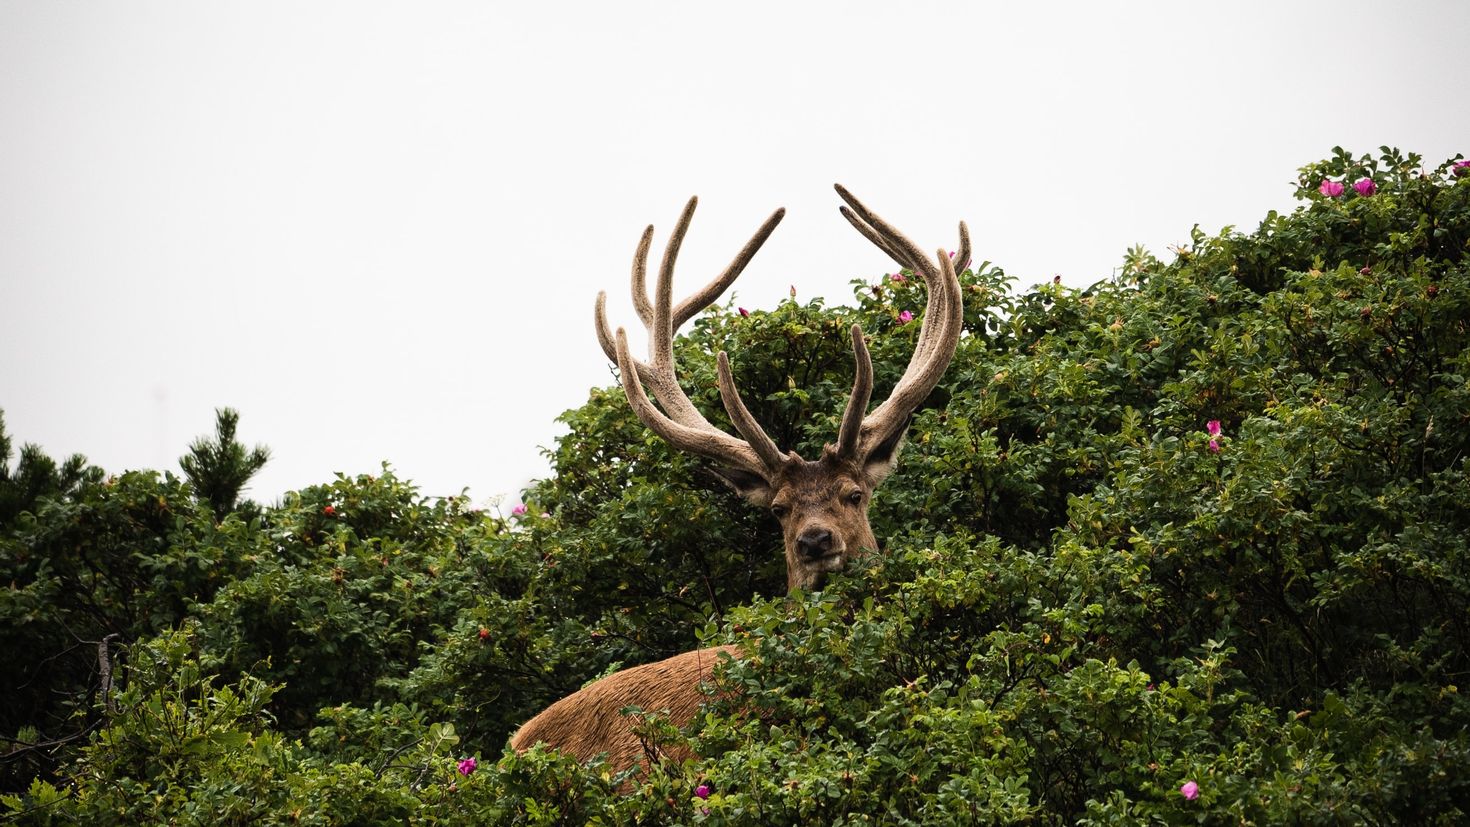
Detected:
[1318,179,1345,197]
[1454,160,1470,177]
[695,784,711,799]
[511,504,527,517]
[1180,780,1199,800]
[889,272,906,283]
[458,757,477,776]
[1353,177,1377,197]
[1208,439,1221,454]
[738,307,749,318]
[1206,420,1221,437]
[898,310,914,324]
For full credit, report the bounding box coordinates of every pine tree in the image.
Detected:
[0,409,102,525]
[179,407,270,520]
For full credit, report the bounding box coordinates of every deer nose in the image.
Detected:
[796,528,834,560]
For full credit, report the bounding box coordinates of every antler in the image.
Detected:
[832,184,967,462]
[595,197,789,477]
[596,189,965,478]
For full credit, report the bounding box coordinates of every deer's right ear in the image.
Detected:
[708,467,775,507]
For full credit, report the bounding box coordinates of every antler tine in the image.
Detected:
[954,220,972,276]
[716,352,786,469]
[594,221,655,366]
[594,291,617,363]
[834,185,935,276]
[835,186,953,386]
[902,221,968,375]
[596,290,659,391]
[629,224,657,326]
[638,197,734,432]
[859,250,963,454]
[614,328,769,475]
[832,184,966,458]
[597,204,786,366]
[836,186,943,382]
[836,324,873,459]
[673,208,785,326]
[837,184,970,280]
[838,206,916,272]
[654,200,787,341]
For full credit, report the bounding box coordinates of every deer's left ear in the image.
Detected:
[709,466,776,507]
[862,421,908,487]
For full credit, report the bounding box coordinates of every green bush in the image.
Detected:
[0,467,236,789]
[3,147,1468,823]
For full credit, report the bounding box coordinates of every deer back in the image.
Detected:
[508,645,739,773]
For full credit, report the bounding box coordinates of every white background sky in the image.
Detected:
[2,1,1465,508]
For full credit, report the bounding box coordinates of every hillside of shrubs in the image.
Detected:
[3,147,1469,824]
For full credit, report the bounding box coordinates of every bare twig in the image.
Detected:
[98,633,121,714]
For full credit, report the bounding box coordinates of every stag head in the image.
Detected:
[595,185,968,591]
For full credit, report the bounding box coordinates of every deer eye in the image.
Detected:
[771,505,789,519]
[846,490,864,505]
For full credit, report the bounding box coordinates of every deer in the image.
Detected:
[508,184,969,778]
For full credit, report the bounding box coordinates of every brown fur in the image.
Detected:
[765,451,887,592]
[509,645,740,773]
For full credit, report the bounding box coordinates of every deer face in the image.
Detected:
[715,440,904,591]
[767,456,879,591]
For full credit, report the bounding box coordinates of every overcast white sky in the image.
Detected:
[2,1,1465,507]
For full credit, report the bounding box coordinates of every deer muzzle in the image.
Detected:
[796,527,836,561]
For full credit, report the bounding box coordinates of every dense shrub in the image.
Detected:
[0,466,231,789]
[3,147,1468,823]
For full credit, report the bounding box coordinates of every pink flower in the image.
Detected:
[1353,177,1377,197]
[511,504,527,517]
[888,272,906,284]
[898,310,914,324]
[738,307,749,318]
[1180,780,1199,800]
[1206,420,1221,437]
[1318,179,1345,197]
[1208,439,1221,454]
[695,784,711,799]
[458,757,477,776]
[1454,160,1470,177]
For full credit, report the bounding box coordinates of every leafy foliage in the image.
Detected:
[3,148,1469,823]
